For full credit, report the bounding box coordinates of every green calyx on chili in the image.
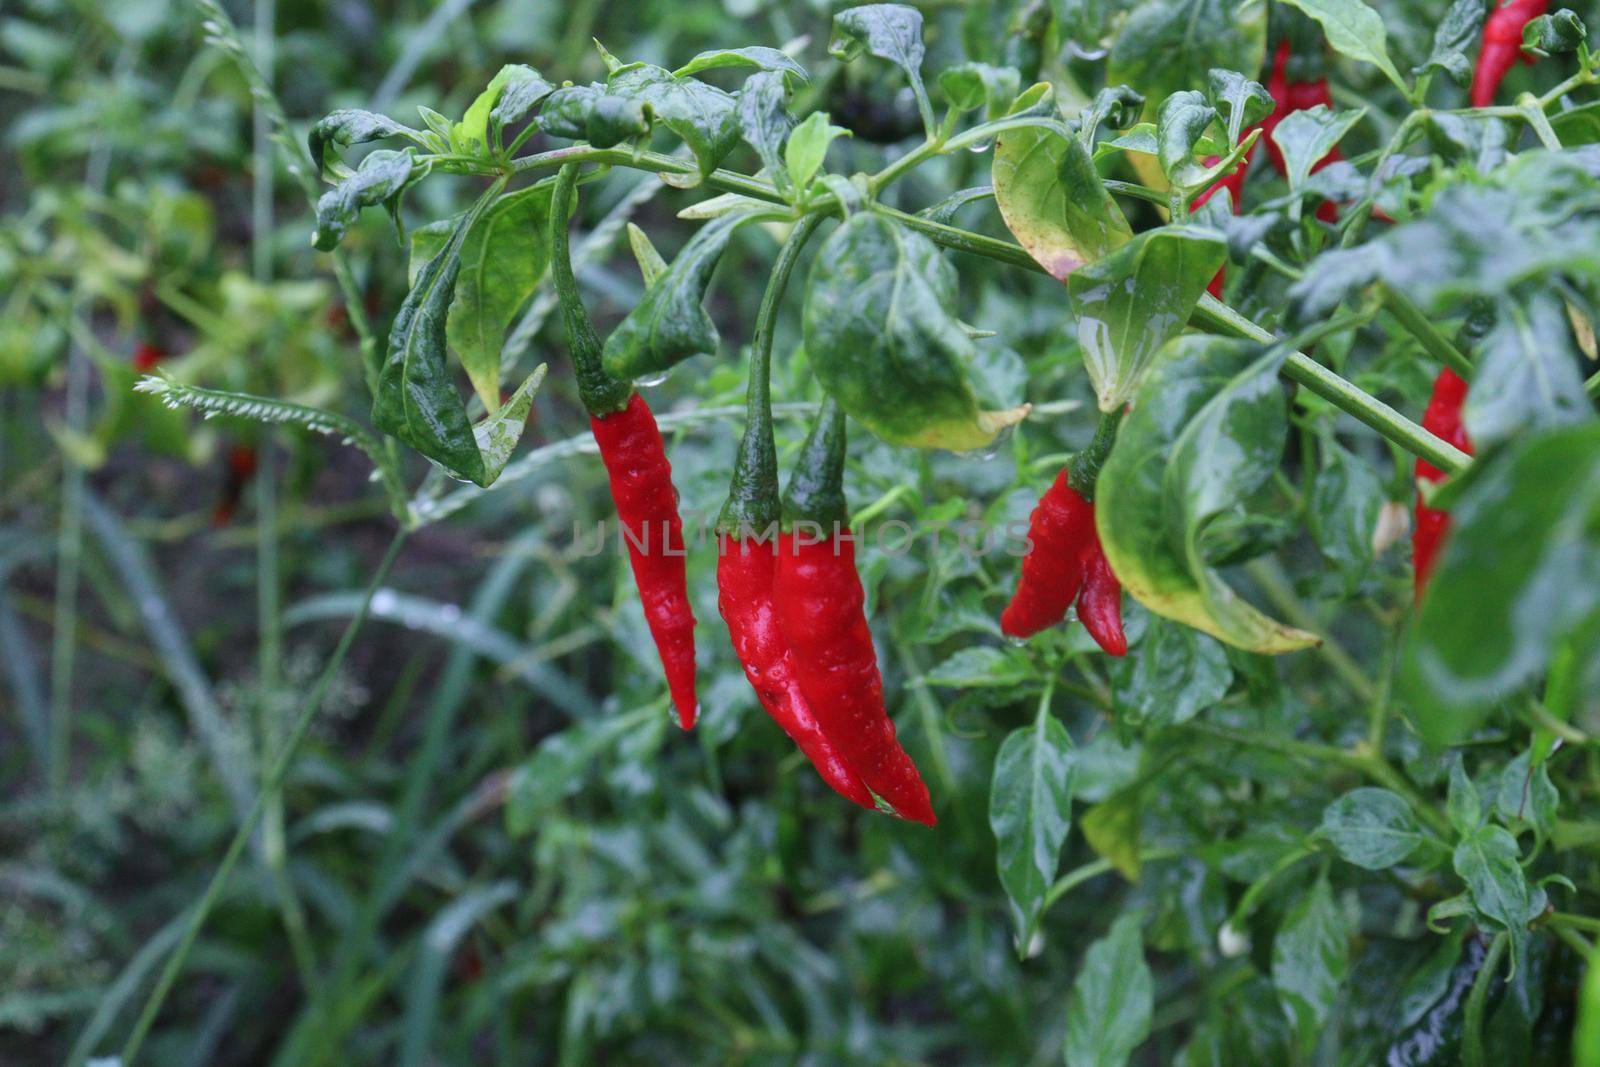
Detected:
[771,396,937,825]
[550,164,698,729]
[1001,408,1127,655]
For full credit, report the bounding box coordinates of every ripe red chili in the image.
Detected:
[1001,412,1126,655]
[1413,368,1473,597]
[552,164,697,729]
[773,399,936,825]
[1472,0,1548,107]
[717,536,876,810]
[210,444,259,527]
[133,342,166,373]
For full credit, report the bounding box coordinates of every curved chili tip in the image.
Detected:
[1077,534,1127,657]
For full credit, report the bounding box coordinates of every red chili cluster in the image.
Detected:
[1000,471,1126,655]
[1413,369,1473,597]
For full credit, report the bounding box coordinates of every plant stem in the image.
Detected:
[1461,933,1508,1067]
[118,529,408,1067]
[1244,557,1375,702]
[1384,287,1474,376]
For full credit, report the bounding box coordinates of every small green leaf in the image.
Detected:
[1448,755,1483,835]
[925,646,1033,688]
[829,4,933,132]
[674,46,809,84]
[1108,614,1231,728]
[603,209,769,380]
[1453,825,1535,954]
[455,64,536,154]
[1270,105,1366,191]
[536,83,651,148]
[1415,0,1486,84]
[1274,0,1409,93]
[993,119,1133,280]
[802,212,1028,450]
[989,708,1075,947]
[1466,292,1591,446]
[1082,789,1143,881]
[1496,751,1559,840]
[488,66,555,147]
[626,223,669,287]
[1063,912,1153,1067]
[1207,69,1273,146]
[1271,876,1348,1053]
[308,108,420,174]
[1307,441,1384,596]
[1066,223,1225,410]
[1157,90,1218,190]
[1321,788,1429,869]
[1078,85,1147,144]
[313,149,419,251]
[737,70,794,197]
[607,64,741,180]
[938,61,1021,119]
[1095,336,1320,653]
[785,111,850,193]
[1523,10,1588,55]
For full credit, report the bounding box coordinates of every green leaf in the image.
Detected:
[925,646,1033,688]
[674,46,809,84]
[1448,756,1484,835]
[1415,0,1485,84]
[1207,69,1273,146]
[454,64,539,155]
[1523,10,1588,55]
[603,208,768,380]
[802,212,1029,450]
[312,148,419,251]
[737,70,793,197]
[989,708,1075,947]
[994,119,1133,280]
[1063,912,1153,1067]
[1270,105,1366,191]
[1402,424,1600,744]
[1108,614,1231,728]
[626,222,669,287]
[1271,876,1348,1052]
[308,108,420,174]
[374,201,544,487]
[1157,90,1219,190]
[1321,788,1429,869]
[1095,336,1320,653]
[1496,751,1559,840]
[1066,223,1225,410]
[607,64,741,180]
[448,182,556,410]
[1079,85,1148,145]
[1274,0,1409,93]
[938,61,1021,120]
[1453,825,1535,952]
[488,65,555,147]
[1107,0,1267,190]
[785,111,850,193]
[1082,788,1144,880]
[1306,441,1384,596]
[536,83,651,148]
[1466,292,1591,446]
[829,4,932,132]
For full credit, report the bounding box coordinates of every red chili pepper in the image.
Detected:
[551,165,698,729]
[210,444,259,527]
[1001,412,1126,655]
[717,536,877,810]
[133,342,166,372]
[1413,368,1473,597]
[773,399,936,825]
[1472,0,1548,107]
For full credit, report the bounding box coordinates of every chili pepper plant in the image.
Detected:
[6,0,1600,1063]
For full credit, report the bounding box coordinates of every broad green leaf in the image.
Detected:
[1207,69,1273,146]
[1082,788,1143,880]
[1095,336,1320,653]
[1453,825,1535,954]
[1066,223,1225,410]
[785,111,850,193]
[737,71,793,196]
[607,64,741,180]
[925,646,1033,687]
[536,83,651,148]
[1321,788,1429,869]
[312,149,418,251]
[1156,90,1218,190]
[802,212,1029,450]
[1402,424,1600,744]
[989,709,1075,947]
[1064,912,1153,1067]
[674,46,809,83]
[1107,0,1267,186]
[938,61,1021,120]
[308,109,420,174]
[994,120,1132,280]
[829,4,932,131]
[1274,0,1408,93]
[374,205,544,487]
[604,208,769,380]
[1466,291,1591,445]
[1271,876,1348,1052]
[1108,614,1231,727]
[1270,105,1366,191]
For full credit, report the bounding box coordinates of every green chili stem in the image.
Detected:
[549,164,633,416]
[1461,933,1508,1067]
[720,215,824,534]
[1384,287,1474,376]
[119,529,409,1067]
[1066,408,1122,498]
[1042,848,1182,911]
